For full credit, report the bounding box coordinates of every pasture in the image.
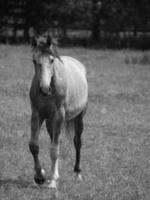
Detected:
[0,45,150,200]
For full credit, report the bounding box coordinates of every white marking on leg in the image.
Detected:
[48,179,57,189]
[48,144,59,189]
[41,168,46,177]
[50,158,59,180]
[50,145,59,179]
[76,173,82,181]
[54,159,59,180]
[74,173,83,182]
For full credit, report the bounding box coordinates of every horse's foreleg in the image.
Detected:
[46,119,58,185]
[46,119,53,142]
[49,143,60,189]
[29,112,45,185]
[48,107,65,189]
[74,113,84,180]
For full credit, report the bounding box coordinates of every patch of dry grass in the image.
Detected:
[0,46,150,199]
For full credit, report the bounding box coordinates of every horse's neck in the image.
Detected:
[53,58,67,97]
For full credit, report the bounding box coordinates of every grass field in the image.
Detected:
[0,45,150,200]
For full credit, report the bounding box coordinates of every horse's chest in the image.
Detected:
[36,97,55,119]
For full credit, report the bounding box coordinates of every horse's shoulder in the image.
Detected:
[61,56,86,75]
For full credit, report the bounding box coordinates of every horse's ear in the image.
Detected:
[47,35,52,47]
[31,37,37,49]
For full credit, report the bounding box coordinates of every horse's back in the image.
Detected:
[61,56,86,75]
[61,56,88,120]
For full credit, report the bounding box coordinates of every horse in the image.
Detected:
[29,35,88,189]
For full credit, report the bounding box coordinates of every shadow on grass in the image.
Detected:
[0,178,32,188]
[0,178,51,190]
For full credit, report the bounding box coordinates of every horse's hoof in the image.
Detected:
[76,173,82,181]
[48,179,57,189]
[34,176,45,185]
[34,169,46,185]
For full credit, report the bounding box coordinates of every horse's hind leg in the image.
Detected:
[29,112,45,185]
[74,112,84,180]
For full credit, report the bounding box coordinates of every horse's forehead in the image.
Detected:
[33,51,50,64]
[40,55,50,64]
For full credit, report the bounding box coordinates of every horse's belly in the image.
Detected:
[65,81,88,120]
[60,56,88,120]
[65,104,86,120]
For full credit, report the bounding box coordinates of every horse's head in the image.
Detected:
[32,35,59,95]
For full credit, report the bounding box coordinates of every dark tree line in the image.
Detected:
[0,0,150,48]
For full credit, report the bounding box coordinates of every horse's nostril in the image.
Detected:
[39,87,45,95]
[39,86,51,95]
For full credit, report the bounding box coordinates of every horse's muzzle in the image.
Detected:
[39,86,51,96]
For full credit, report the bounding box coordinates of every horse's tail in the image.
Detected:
[65,120,75,141]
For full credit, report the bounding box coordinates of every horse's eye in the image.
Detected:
[49,55,54,63]
[50,59,54,64]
